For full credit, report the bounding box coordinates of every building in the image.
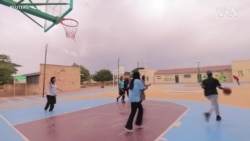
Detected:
[0,64,80,97]
[1,59,249,97]
[154,65,232,84]
[28,64,81,95]
[231,59,250,82]
[139,69,157,84]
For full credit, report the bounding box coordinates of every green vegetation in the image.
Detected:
[92,69,113,87]
[72,63,91,84]
[0,54,21,85]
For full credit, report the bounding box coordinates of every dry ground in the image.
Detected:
[1,83,249,109]
[79,83,250,109]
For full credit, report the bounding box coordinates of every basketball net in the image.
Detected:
[60,18,79,39]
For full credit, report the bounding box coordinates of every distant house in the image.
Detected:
[138,69,157,84]
[153,65,232,84]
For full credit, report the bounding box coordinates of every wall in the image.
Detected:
[139,69,157,84]
[0,84,13,97]
[27,84,41,95]
[154,70,232,84]
[39,64,81,94]
[178,73,198,83]
[0,84,26,97]
[154,74,175,84]
[231,60,250,82]
[0,64,81,97]
[201,71,232,82]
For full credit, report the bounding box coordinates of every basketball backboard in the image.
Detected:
[0,0,73,32]
[44,0,73,32]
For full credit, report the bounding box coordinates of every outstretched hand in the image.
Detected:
[57,88,63,92]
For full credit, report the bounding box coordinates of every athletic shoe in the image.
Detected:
[216,115,222,121]
[204,112,210,122]
[135,125,143,129]
[124,127,133,132]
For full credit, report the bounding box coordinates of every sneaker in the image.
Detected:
[116,97,119,102]
[204,112,210,122]
[216,115,222,121]
[124,127,133,132]
[122,101,126,103]
[135,125,143,129]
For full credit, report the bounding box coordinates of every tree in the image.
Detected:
[124,71,131,76]
[72,63,91,84]
[0,54,21,85]
[92,69,113,87]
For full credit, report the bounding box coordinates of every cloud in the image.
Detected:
[63,49,78,57]
[0,0,249,74]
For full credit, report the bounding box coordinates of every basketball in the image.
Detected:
[223,87,232,95]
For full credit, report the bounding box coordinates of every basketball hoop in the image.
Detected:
[60,18,79,39]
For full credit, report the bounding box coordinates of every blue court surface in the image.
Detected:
[0,87,249,141]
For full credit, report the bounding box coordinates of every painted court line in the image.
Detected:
[0,114,29,141]
[145,103,185,110]
[61,107,90,114]
[154,108,190,141]
[166,90,202,93]
[13,107,90,126]
[16,97,28,100]
[116,130,127,136]
[158,138,168,141]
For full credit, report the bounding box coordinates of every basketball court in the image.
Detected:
[0,1,249,141]
[0,84,250,141]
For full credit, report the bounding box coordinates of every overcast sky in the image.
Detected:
[0,0,249,74]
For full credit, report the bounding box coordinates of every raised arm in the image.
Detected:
[57,88,62,92]
[141,81,151,91]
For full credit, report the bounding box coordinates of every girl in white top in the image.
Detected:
[47,81,57,96]
[44,77,61,112]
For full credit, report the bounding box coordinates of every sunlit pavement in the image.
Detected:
[0,85,249,141]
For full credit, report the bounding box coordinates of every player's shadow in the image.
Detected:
[117,102,130,116]
[205,122,222,140]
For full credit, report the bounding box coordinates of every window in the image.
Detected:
[183,74,191,78]
[156,75,161,79]
[27,76,39,84]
